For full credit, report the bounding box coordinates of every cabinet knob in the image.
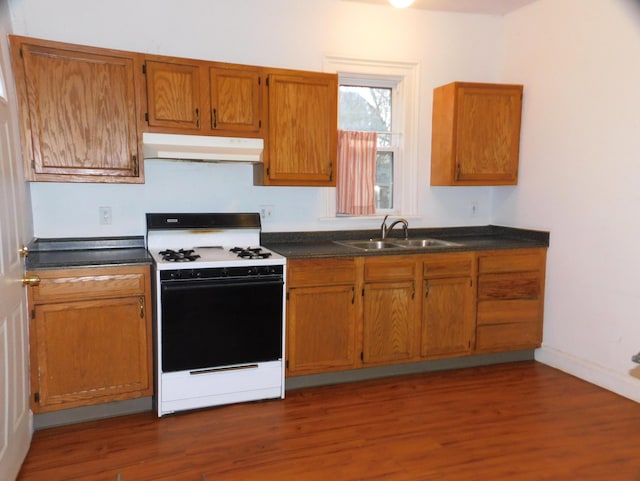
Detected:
[19,245,29,257]
[22,274,41,287]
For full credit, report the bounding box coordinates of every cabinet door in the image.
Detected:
[263,71,338,186]
[455,84,522,183]
[144,59,203,131]
[210,66,262,135]
[11,37,141,182]
[287,284,357,375]
[363,280,417,364]
[30,296,152,412]
[422,277,474,357]
[431,82,522,186]
[421,252,476,358]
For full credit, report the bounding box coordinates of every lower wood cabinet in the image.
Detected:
[362,256,418,365]
[421,253,476,358]
[285,247,547,378]
[26,265,153,412]
[476,249,546,352]
[286,258,360,376]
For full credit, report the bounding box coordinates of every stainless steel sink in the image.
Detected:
[334,238,461,251]
[334,240,405,250]
[394,238,460,248]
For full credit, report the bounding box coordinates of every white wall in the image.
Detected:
[7,0,504,236]
[498,0,640,400]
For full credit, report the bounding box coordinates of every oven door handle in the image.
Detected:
[161,278,283,292]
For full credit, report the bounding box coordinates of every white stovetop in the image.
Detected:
[148,245,286,270]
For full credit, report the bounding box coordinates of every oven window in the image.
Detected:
[160,279,283,372]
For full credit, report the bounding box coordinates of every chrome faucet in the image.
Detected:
[380,215,409,239]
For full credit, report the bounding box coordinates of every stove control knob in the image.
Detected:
[248,267,257,276]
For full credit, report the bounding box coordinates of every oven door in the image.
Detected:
[160,274,284,373]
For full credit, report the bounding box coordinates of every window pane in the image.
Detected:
[339,86,392,147]
[375,151,393,210]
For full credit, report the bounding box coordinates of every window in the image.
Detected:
[323,55,419,220]
[339,83,395,211]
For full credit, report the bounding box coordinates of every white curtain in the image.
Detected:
[336,130,378,215]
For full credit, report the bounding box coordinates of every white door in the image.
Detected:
[0,16,34,481]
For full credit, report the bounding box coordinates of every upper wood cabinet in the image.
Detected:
[143,56,263,136]
[9,35,143,183]
[9,36,338,185]
[430,82,523,186]
[255,70,338,186]
[209,65,262,134]
[144,59,202,131]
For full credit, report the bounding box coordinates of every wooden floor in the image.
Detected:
[17,361,640,481]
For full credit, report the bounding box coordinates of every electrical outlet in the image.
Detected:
[99,206,112,225]
[259,205,274,221]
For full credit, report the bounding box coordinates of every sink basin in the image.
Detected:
[335,240,405,250]
[394,238,460,248]
[334,238,461,251]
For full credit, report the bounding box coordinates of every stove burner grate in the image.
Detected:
[230,247,273,259]
[159,249,201,262]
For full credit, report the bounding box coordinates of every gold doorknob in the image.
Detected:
[19,245,29,257]
[22,275,41,287]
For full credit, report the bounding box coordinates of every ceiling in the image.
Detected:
[344,0,538,15]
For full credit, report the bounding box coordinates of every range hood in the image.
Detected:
[142,132,263,163]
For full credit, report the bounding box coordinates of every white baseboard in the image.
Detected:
[535,345,640,403]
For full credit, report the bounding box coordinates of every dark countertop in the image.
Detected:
[26,236,152,270]
[262,225,549,259]
[24,226,549,269]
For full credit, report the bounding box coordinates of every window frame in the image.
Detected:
[322,55,419,223]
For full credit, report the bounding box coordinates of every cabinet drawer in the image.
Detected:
[423,253,474,278]
[29,266,148,302]
[287,258,357,287]
[478,271,541,300]
[478,249,545,274]
[476,322,541,351]
[477,299,542,325]
[364,256,416,281]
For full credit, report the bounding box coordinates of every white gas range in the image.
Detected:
[146,213,286,416]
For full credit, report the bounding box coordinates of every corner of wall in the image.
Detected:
[535,345,640,403]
